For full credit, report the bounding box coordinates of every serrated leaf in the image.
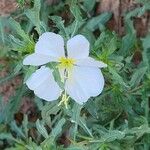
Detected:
[8,18,29,41]
[69,1,84,37]
[70,1,82,21]
[25,0,41,34]
[50,16,69,39]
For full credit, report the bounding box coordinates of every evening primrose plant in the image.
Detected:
[23,32,107,107]
[0,0,150,149]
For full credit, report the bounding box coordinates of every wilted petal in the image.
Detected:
[76,57,107,68]
[23,53,58,66]
[26,66,61,101]
[67,35,90,59]
[65,66,104,104]
[35,32,65,58]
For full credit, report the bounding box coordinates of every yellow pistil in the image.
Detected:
[57,57,75,108]
[58,57,76,69]
[58,91,70,108]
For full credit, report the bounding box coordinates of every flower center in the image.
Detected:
[58,57,75,69]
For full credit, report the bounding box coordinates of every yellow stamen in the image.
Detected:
[58,57,76,69]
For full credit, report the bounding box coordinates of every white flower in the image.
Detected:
[23,32,107,104]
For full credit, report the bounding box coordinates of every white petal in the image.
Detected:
[65,66,104,104]
[26,66,61,101]
[67,35,90,59]
[35,32,65,58]
[76,57,107,68]
[23,53,58,66]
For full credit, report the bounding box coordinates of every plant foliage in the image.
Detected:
[0,0,150,149]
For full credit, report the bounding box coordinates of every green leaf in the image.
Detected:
[70,103,82,141]
[119,19,136,56]
[142,34,150,50]
[79,117,93,137]
[8,18,34,54]
[0,17,5,43]
[16,0,25,6]
[125,124,150,138]
[86,12,112,31]
[142,35,150,69]
[50,16,69,39]
[109,67,128,88]
[83,0,96,12]
[0,85,25,123]
[85,100,98,119]
[10,121,26,139]
[0,72,20,85]
[70,1,82,21]
[51,118,66,139]
[22,115,29,138]
[69,1,84,37]
[36,119,49,138]
[23,66,37,82]
[66,145,85,150]
[25,0,41,34]
[0,133,16,141]
[129,66,147,87]
[119,33,135,56]
[8,18,29,41]
[92,130,125,143]
[41,102,61,126]
[14,61,23,75]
